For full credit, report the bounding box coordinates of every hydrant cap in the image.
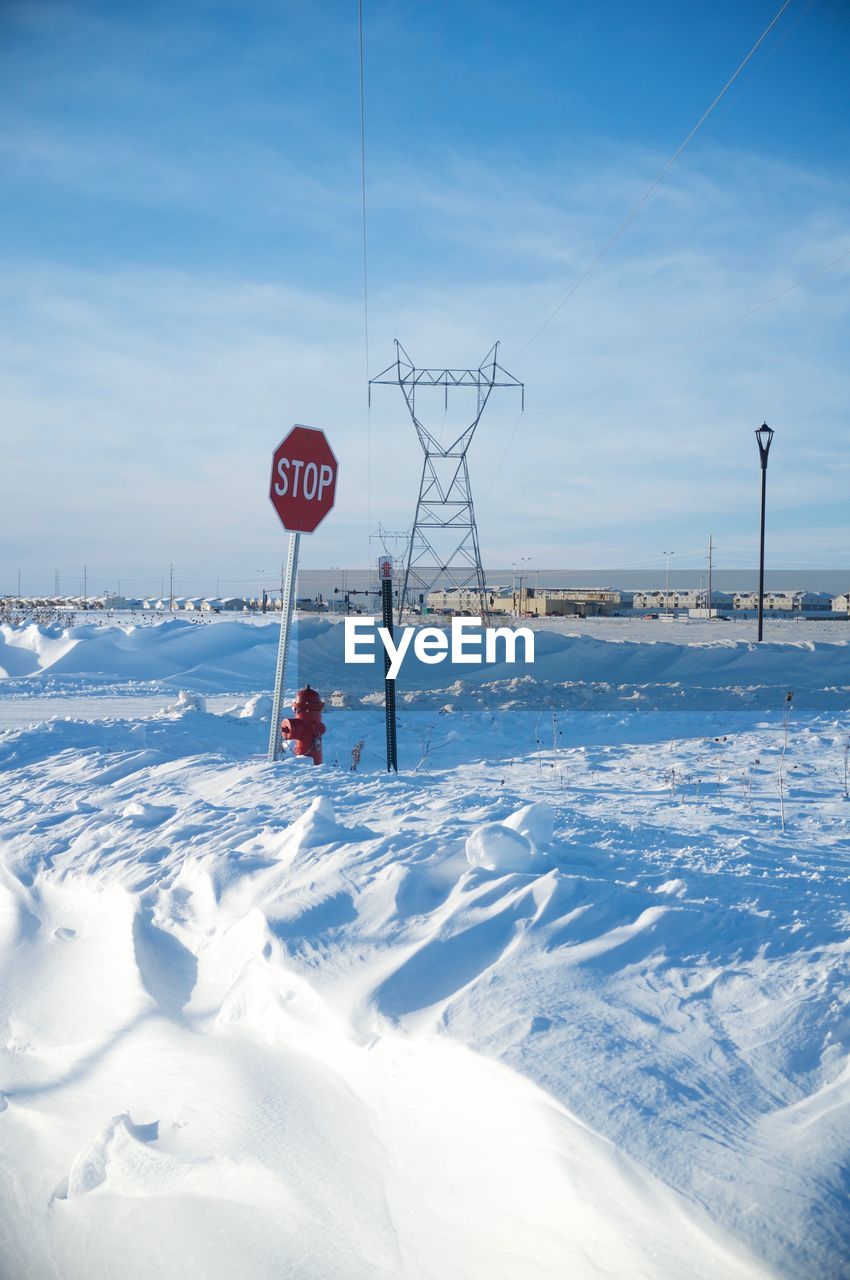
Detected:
[293,684,324,712]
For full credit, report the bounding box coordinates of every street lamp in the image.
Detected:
[663,550,675,618]
[755,423,774,642]
[520,556,531,616]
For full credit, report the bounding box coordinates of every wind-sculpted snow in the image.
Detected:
[2,616,850,708]
[1,629,849,1277]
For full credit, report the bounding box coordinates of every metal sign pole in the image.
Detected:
[379,558,398,772]
[268,531,300,761]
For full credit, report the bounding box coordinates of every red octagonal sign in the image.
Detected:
[269,425,338,534]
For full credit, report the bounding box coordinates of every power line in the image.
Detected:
[485,243,849,496]
[358,0,372,535]
[553,246,850,411]
[511,0,795,361]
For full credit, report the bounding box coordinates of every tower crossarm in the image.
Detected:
[369,340,524,410]
[370,366,524,392]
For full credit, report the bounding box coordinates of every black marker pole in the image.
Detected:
[755,423,774,644]
[379,558,398,772]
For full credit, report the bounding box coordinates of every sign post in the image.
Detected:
[267,425,338,762]
[379,556,398,772]
[268,531,300,762]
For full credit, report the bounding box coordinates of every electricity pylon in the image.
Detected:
[369,341,523,622]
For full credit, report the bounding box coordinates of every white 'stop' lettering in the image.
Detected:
[274,458,335,501]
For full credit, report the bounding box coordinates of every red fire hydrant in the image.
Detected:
[281,685,325,765]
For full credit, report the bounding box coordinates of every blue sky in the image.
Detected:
[1,0,849,596]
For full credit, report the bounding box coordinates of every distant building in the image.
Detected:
[798,591,837,613]
[516,588,620,617]
[832,594,850,614]
[635,589,688,611]
[634,589,733,613]
[425,588,509,615]
[734,590,834,612]
[201,596,244,613]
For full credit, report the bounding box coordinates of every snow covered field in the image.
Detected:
[1,617,849,1278]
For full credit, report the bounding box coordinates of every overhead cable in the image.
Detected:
[358,0,372,529]
[555,246,850,410]
[511,0,795,361]
[486,244,849,496]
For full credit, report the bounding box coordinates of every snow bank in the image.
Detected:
[0,618,275,690]
[0,775,772,1280]
[2,623,849,1277]
[2,616,849,707]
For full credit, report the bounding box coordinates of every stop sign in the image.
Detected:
[269,425,338,534]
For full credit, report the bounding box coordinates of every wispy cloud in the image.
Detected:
[1,96,848,585]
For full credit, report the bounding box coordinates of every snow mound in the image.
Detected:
[277,796,373,859]
[172,690,206,713]
[465,821,546,873]
[56,1112,286,1209]
[121,800,174,827]
[504,800,555,846]
[656,878,688,897]
[235,693,271,720]
[328,689,359,708]
[58,1113,159,1200]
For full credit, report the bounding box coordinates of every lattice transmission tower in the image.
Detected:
[369,341,524,622]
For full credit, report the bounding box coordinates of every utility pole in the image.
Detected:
[663,550,675,617]
[54,569,59,597]
[83,563,87,607]
[169,563,174,613]
[17,569,21,602]
[707,535,713,619]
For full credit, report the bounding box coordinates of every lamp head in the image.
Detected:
[755,422,774,467]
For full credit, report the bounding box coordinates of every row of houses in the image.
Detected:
[425,587,626,617]
[132,596,328,613]
[9,588,850,618]
[425,586,850,617]
[631,589,840,613]
[2,595,318,614]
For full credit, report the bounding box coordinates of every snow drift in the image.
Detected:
[1,617,849,1278]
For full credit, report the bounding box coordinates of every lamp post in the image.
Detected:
[663,550,674,618]
[755,423,774,642]
[520,556,531,616]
